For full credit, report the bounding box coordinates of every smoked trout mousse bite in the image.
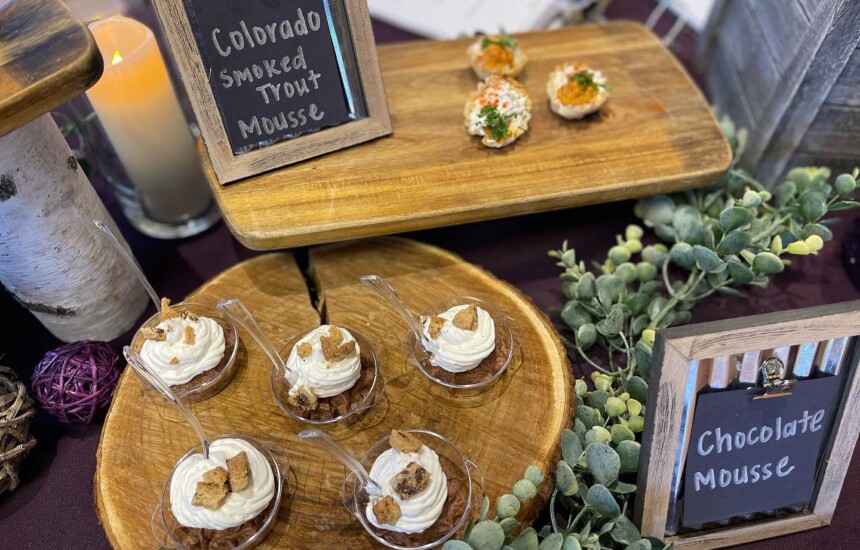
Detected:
[464,75,532,148]
[347,430,476,549]
[131,298,238,401]
[156,436,286,550]
[466,34,527,79]
[275,325,380,423]
[547,63,611,119]
[415,299,514,388]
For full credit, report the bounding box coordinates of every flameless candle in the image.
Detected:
[87,16,212,224]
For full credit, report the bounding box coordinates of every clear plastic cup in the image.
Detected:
[341,430,483,549]
[151,434,288,550]
[130,298,239,402]
[272,327,384,427]
[409,296,515,392]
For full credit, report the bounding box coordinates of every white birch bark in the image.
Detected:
[0,114,148,342]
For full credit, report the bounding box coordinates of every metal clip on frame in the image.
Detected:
[753,357,795,400]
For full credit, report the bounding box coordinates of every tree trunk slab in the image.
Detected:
[95,238,572,548]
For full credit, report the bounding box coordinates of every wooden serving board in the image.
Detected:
[0,0,103,136]
[95,237,572,549]
[203,22,731,250]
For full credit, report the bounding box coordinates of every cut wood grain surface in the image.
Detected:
[203,22,731,250]
[0,0,103,136]
[95,238,572,549]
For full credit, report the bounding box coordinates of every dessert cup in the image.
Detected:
[151,434,287,550]
[341,430,482,550]
[272,327,384,427]
[130,298,239,402]
[409,296,515,392]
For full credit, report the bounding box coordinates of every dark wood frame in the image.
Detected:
[634,300,860,549]
[152,0,391,184]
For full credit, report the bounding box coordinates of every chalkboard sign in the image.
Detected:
[682,376,841,526]
[634,302,860,549]
[153,0,391,183]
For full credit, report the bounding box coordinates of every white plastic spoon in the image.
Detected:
[360,274,427,345]
[297,429,382,495]
[216,298,299,385]
[94,219,161,312]
[123,345,209,458]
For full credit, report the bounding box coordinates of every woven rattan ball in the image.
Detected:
[31,341,120,424]
[0,366,36,494]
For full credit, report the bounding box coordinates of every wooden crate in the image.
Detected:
[698,0,860,185]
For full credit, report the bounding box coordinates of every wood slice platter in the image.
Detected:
[0,0,103,136]
[95,237,572,549]
[203,22,731,250]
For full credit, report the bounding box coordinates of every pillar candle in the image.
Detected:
[87,16,212,224]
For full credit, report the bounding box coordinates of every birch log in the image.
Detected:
[0,114,148,342]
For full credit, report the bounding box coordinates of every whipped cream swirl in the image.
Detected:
[170,438,275,530]
[421,305,496,373]
[140,316,225,386]
[285,325,361,399]
[366,444,448,534]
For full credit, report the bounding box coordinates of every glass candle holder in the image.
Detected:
[86,15,219,239]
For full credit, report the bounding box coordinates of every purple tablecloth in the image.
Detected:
[1,4,859,550]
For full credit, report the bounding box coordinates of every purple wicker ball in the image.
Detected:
[31,341,120,424]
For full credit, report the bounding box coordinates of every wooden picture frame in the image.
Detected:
[634,300,860,549]
[152,0,391,184]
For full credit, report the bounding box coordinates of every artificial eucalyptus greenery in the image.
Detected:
[443,466,546,550]
[444,114,858,550]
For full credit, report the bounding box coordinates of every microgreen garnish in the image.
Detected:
[570,70,610,92]
[481,34,518,50]
[479,105,510,142]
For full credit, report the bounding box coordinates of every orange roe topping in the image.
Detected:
[481,43,514,72]
[556,81,599,106]
[478,86,501,106]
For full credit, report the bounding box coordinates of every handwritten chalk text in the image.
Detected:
[696,409,824,457]
[211,9,322,58]
[238,104,326,139]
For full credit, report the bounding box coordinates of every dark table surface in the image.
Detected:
[2,3,860,550]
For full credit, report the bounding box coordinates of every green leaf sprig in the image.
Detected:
[570,70,610,93]
[481,34,518,50]
[446,110,858,550]
[539,111,856,548]
[479,105,510,142]
[443,465,545,549]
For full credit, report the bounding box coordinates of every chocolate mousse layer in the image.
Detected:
[275,355,374,421]
[359,455,469,547]
[424,330,508,385]
[133,321,237,401]
[166,498,276,550]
